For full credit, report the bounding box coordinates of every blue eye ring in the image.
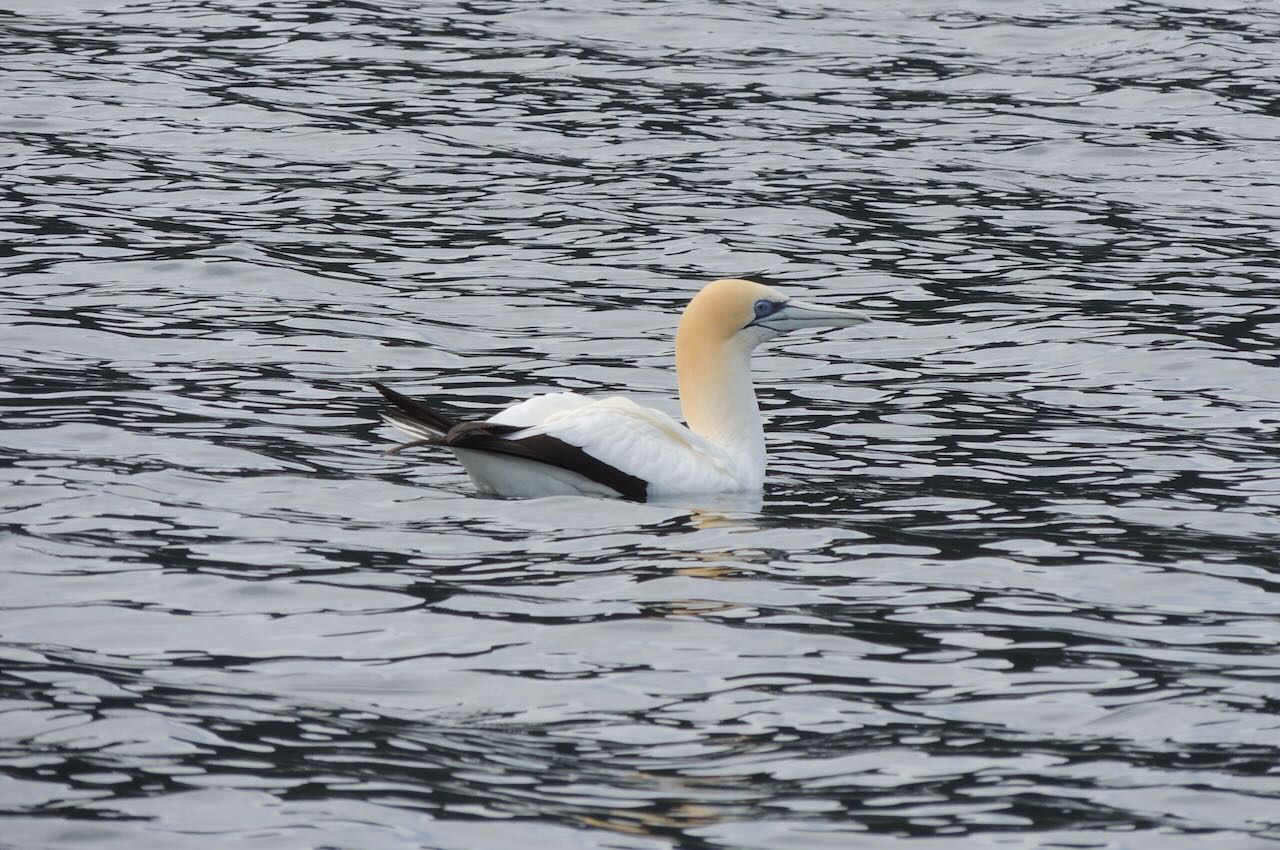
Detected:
[753,299,773,318]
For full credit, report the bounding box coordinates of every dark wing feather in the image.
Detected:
[445,427,648,502]
[373,382,458,435]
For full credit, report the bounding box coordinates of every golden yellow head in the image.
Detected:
[676,277,869,353]
[676,278,786,349]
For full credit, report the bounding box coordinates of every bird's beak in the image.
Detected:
[757,300,871,333]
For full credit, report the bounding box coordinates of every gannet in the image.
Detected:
[375,278,869,502]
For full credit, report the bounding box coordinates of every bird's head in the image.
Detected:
[677,278,870,353]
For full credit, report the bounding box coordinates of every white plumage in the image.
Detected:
[483,393,742,497]
[375,278,869,501]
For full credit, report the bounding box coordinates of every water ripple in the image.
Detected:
[3,0,1279,848]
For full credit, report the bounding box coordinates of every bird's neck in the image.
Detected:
[676,335,765,485]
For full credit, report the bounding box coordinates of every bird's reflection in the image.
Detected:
[656,491,764,523]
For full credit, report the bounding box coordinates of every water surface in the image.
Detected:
[3,1,1280,848]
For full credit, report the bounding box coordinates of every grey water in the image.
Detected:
[2,0,1279,847]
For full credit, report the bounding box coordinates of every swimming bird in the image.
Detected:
[375,278,869,502]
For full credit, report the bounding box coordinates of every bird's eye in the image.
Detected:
[753,299,773,318]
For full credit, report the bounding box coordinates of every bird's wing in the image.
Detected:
[513,396,741,495]
[488,392,595,428]
[376,385,741,499]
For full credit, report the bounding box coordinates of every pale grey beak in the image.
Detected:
[756,300,871,333]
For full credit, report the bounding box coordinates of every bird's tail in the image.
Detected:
[373,382,460,452]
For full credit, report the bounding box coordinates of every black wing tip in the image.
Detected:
[372,381,458,433]
[372,380,404,403]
